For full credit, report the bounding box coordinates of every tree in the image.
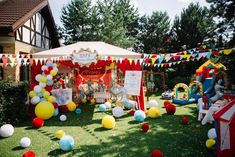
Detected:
[137,11,170,53]
[206,0,235,47]
[170,2,214,50]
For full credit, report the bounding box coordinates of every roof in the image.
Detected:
[32,42,141,59]
[0,0,47,31]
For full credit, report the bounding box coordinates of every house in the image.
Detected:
[0,0,60,81]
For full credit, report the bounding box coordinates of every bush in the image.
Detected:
[0,81,29,125]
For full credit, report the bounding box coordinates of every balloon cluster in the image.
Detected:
[28,61,58,120]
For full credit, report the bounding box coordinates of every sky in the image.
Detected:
[49,0,209,27]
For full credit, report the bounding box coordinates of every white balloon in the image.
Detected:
[31,96,40,105]
[47,75,53,80]
[208,128,217,139]
[112,107,124,118]
[0,124,14,138]
[35,74,42,82]
[148,100,158,108]
[41,65,48,71]
[104,102,111,109]
[53,67,58,73]
[34,85,42,93]
[20,137,31,148]
[60,115,67,121]
[39,82,46,88]
[53,63,57,68]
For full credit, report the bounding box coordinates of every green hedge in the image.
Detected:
[0,81,29,125]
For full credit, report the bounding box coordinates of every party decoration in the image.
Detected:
[34,85,42,93]
[141,123,150,132]
[56,130,65,139]
[181,117,188,125]
[22,150,36,157]
[148,107,160,118]
[20,137,31,148]
[165,103,176,115]
[32,117,44,128]
[47,96,55,103]
[90,98,96,104]
[98,104,106,112]
[208,128,217,139]
[40,76,47,83]
[60,105,69,113]
[30,96,40,105]
[75,108,82,115]
[104,101,112,109]
[206,139,216,148]
[35,101,55,120]
[151,149,164,157]
[0,124,14,137]
[102,115,116,129]
[81,98,87,104]
[134,110,146,122]
[43,91,50,99]
[112,106,124,118]
[29,91,37,98]
[164,100,171,108]
[59,135,74,151]
[148,100,158,108]
[60,115,67,121]
[67,102,77,111]
[54,108,59,116]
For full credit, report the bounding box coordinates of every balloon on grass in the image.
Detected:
[35,101,54,120]
[59,135,74,151]
[0,124,14,138]
[20,137,31,148]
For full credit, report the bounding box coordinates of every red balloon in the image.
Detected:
[22,150,36,157]
[48,66,53,71]
[164,100,171,108]
[129,110,135,115]
[151,149,164,157]
[166,104,176,115]
[60,105,69,113]
[45,86,53,91]
[32,117,44,128]
[181,116,189,124]
[53,102,59,108]
[44,70,50,75]
[141,123,150,132]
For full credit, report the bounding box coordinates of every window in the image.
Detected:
[0,46,3,80]
[36,33,41,47]
[22,27,30,43]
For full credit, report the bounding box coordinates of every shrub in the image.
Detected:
[0,81,29,125]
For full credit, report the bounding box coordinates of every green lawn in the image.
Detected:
[0,94,216,157]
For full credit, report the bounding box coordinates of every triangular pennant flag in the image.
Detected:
[151,58,157,64]
[161,64,164,67]
[134,59,138,65]
[154,64,157,67]
[9,57,16,63]
[173,62,177,65]
[10,63,15,67]
[183,51,187,55]
[169,63,172,67]
[129,58,133,64]
[177,61,181,64]
[139,59,143,65]
[157,64,160,68]
[222,49,233,55]
[206,52,212,59]
[158,56,164,63]
[0,54,2,59]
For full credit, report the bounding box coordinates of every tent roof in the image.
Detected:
[32,41,141,59]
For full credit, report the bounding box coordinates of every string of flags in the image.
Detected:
[0,48,233,68]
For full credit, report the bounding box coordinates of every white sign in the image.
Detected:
[70,48,97,66]
[124,71,142,96]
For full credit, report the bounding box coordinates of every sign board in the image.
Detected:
[124,71,142,96]
[70,48,97,67]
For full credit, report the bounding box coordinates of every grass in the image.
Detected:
[0,94,216,157]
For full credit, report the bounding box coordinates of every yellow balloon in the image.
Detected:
[50,70,57,76]
[67,102,77,111]
[43,91,50,99]
[41,88,46,93]
[35,101,54,120]
[109,99,113,103]
[81,98,87,104]
[40,76,48,83]
[55,130,65,139]
[90,98,96,104]
[102,115,116,129]
[116,102,123,107]
[206,139,216,148]
[29,91,37,98]
[47,96,55,103]
[148,107,161,118]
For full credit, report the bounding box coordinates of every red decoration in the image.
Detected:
[32,117,44,128]
[166,104,176,115]
[30,84,36,91]
[129,110,135,115]
[181,116,189,124]
[22,150,36,157]
[163,100,171,108]
[48,66,53,71]
[27,103,36,117]
[45,86,53,92]
[53,103,59,108]
[44,70,50,75]
[141,123,150,132]
[151,149,164,157]
[60,105,69,113]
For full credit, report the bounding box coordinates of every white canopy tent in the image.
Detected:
[32,41,141,59]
